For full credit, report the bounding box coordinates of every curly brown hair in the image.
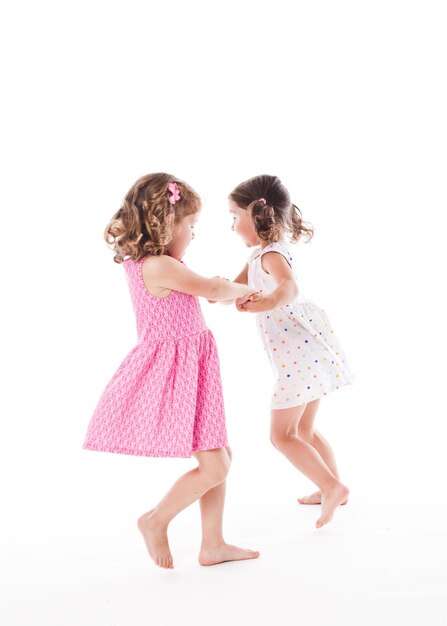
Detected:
[104,173,201,263]
[229,174,314,244]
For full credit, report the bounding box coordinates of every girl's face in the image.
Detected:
[229,200,259,247]
[167,211,199,260]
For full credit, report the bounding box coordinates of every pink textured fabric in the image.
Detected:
[83,257,228,458]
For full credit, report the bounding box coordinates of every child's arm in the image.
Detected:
[236,252,298,313]
[233,264,248,285]
[143,256,258,302]
[209,264,249,305]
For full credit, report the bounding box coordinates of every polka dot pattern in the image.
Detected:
[247,239,355,409]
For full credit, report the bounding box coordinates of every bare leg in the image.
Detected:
[197,446,260,566]
[271,404,349,528]
[137,448,230,569]
[296,399,347,506]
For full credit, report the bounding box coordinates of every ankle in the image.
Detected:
[146,508,168,528]
[320,477,340,495]
[200,537,225,550]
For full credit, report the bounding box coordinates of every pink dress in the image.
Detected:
[83,257,228,458]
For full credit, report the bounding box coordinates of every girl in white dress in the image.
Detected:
[227,174,354,529]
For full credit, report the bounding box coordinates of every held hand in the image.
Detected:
[235,291,265,312]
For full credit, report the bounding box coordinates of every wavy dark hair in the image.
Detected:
[229,174,314,244]
[105,173,201,263]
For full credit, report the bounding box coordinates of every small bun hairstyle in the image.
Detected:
[105,173,201,263]
[250,199,282,242]
[229,174,314,244]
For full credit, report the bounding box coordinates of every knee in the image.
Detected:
[297,425,314,443]
[270,430,294,450]
[202,454,230,486]
[225,446,233,463]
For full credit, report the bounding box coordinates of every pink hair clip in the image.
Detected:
[168,182,181,205]
[259,197,267,204]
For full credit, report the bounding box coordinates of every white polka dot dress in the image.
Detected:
[247,239,355,409]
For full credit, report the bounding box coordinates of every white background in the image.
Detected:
[1,1,446,624]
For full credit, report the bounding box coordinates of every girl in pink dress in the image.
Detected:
[83,172,260,569]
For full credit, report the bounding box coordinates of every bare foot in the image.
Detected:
[198,543,260,566]
[298,490,348,506]
[137,508,173,569]
[316,483,350,529]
